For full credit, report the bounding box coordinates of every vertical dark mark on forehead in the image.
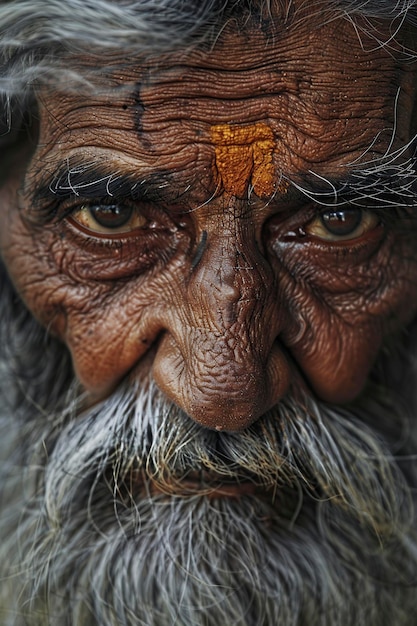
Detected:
[133,82,145,133]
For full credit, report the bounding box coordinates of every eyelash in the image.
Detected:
[45,197,185,281]
[266,203,416,268]
[29,198,169,272]
[34,193,414,243]
[32,196,129,224]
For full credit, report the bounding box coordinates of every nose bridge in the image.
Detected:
[187,213,273,335]
[186,224,274,394]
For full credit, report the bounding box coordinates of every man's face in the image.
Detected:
[1,10,416,431]
[2,4,417,625]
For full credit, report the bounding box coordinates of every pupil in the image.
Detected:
[90,204,133,228]
[321,207,362,236]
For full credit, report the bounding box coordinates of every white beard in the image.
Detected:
[1,275,417,626]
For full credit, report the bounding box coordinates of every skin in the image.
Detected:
[1,7,417,431]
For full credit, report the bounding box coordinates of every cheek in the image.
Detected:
[276,240,417,403]
[61,286,166,395]
[0,197,61,329]
[0,216,70,338]
[0,211,140,390]
[5,251,162,395]
[289,316,384,403]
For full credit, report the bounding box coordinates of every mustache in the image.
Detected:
[42,373,414,537]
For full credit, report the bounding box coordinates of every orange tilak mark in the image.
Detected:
[211,122,277,197]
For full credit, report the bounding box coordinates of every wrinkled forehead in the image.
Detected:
[28,6,416,206]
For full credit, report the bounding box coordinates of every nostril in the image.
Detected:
[152,330,292,432]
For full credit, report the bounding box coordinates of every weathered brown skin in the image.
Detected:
[1,9,417,430]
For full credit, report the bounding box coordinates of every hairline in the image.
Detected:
[0,0,416,97]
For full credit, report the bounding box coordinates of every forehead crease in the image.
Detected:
[30,17,402,200]
[37,13,398,129]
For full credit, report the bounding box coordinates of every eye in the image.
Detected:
[305,207,380,242]
[70,203,147,235]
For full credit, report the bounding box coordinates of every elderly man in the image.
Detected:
[0,0,417,624]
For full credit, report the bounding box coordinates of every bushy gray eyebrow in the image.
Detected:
[32,163,176,207]
[31,154,417,219]
[291,158,417,210]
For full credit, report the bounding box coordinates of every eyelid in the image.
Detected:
[30,186,142,224]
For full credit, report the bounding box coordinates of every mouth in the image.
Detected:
[122,468,267,500]
[152,477,260,499]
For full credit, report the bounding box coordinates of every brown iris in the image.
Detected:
[320,208,362,237]
[89,204,134,229]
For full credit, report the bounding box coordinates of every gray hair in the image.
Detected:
[0,0,416,96]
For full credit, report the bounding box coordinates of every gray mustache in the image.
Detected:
[43,375,413,537]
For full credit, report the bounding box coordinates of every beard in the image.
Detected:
[1,269,417,626]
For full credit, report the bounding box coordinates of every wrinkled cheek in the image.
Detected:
[273,239,417,404]
[289,322,385,403]
[4,258,69,339]
[59,299,164,397]
[289,271,417,403]
[0,223,65,335]
[63,324,130,396]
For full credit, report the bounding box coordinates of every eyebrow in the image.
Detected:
[32,158,417,212]
[292,161,417,210]
[33,163,176,207]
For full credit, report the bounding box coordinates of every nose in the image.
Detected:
[152,215,292,431]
